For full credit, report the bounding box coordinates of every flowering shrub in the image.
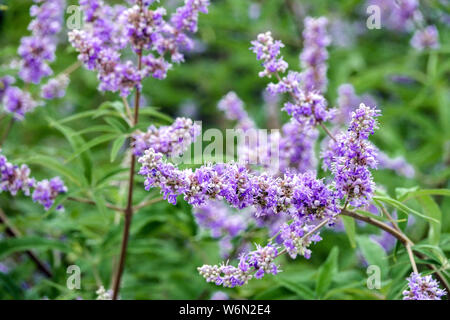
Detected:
[0,0,449,300]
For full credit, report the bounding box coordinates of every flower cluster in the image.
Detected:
[217,92,255,131]
[324,104,380,207]
[69,0,210,96]
[250,31,288,78]
[410,25,440,51]
[329,84,414,178]
[18,0,66,84]
[252,26,334,125]
[0,76,15,101]
[0,153,35,197]
[280,219,323,259]
[334,84,376,125]
[0,151,67,211]
[198,244,280,287]
[32,177,68,211]
[403,273,446,300]
[138,148,339,218]
[365,0,440,51]
[133,117,201,157]
[2,87,38,121]
[40,74,70,100]
[283,91,334,125]
[299,17,330,93]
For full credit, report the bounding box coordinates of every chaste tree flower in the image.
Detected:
[18,0,66,84]
[132,117,201,157]
[0,150,67,211]
[403,273,447,300]
[325,104,380,207]
[69,0,210,97]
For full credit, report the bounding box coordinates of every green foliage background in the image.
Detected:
[0,0,449,300]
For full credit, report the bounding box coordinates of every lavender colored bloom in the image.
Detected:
[198,243,279,288]
[138,148,339,218]
[0,153,35,196]
[365,0,419,32]
[252,31,334,127]
[403,273,446,300]
[32,177,67,211]
[299,17,330,93]
[120,5,167,52]
[334,84,376,125]
[325,104,380,207]
[410,25,440,51]
[0,76,15,101]
[217,92,256,132]
[280,218,323,259]
[18,0,65,84]
[70,0,210,96]
[283,91,334,125]
[40,75,70,99]
[142,54,172,79]
[250,31,288,78]
[2,87,38,121]
[133,117,200,157]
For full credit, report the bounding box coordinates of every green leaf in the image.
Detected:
[140,107,173,123]
[341,216,356,248]
[315,246,339,298]
[417,196,442,245]
[395,186,419,200]
[277,278,315,300]
[397,189,450,202]
[110,136,127,162]
[47,118,93,185]
[0,273,24,299]
[25,155,82,187]
[65,133,120,163]
[0,237,71,259]
[356,236,389,279]
[373,195,440,224]
[104,116,129,133]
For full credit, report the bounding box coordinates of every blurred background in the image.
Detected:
[0,0,449,300]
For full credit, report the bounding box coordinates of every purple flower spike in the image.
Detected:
[403,273,446,300]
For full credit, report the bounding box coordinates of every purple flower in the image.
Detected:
[69,0,210,96]
[2,87,38,121]
[410,25,440,51]
[138,147,339,218]
[217,92,255,131]
[299,17,330,93]
[283,91,334,125]
[365,0,419,32]
[280,218,324,259]
[0,153,35,196]
[32,177,67,211]
[198,243,279,288]
[0,76,15,101]
[324,104,380,207]
[250,31,288,78]
[40,75,70,100]
[133,117,201,157]
[18,0,65,84]
[403,273,446,300]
